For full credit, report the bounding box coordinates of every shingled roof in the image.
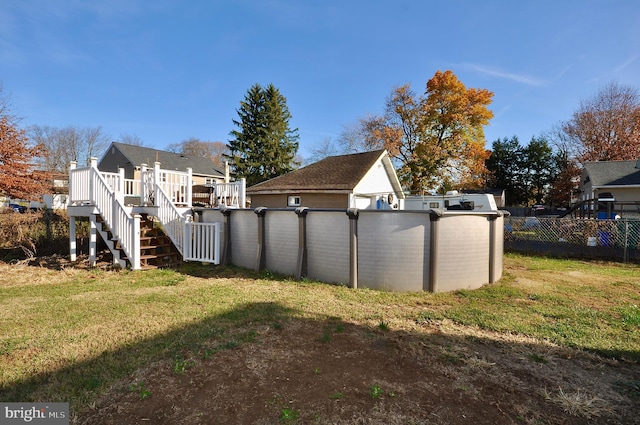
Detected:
[584,160,640,187]
[247,150,388,193]
[103,142,224,177]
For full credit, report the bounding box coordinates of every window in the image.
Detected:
[287,196,301,207]
[429,202,440,208]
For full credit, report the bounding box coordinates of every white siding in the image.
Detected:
[353,158,395,196]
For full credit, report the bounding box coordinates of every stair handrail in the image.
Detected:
[147,162,189,256]
[153,183,187,256]
[91,162,141,269]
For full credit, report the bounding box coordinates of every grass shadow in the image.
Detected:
[0,301,297,407]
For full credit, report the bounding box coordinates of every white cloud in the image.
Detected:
[463,63,546,87]
[614,54,640,74]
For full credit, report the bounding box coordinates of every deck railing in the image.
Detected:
[213,181,245,208]
[69,158,242,267]
[92,170,142,203]
[68,166,92,204]
[69,159,141,269]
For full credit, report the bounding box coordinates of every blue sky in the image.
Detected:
[1,0,639,160]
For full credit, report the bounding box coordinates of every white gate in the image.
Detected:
[183,222,221,264]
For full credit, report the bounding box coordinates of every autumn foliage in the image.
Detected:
[361,70,493,193]
[562,81,640,163]
[0,116,49,200]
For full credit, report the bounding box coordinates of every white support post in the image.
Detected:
[154,162,161,206]
[89,214,97,267]
[69,161,76,206]
[89,158,97,204]
[183,221,191,261]
[140,163,148,205]
[69,216,77,262]
[117,167,125,204]
[214,221,221,265]
[239,178,246,208]
[186,167,193,207]
[131,214,141,270]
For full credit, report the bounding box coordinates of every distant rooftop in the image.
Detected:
[247,150,387,193]
[102,142,224,177]
[584,160,640,187]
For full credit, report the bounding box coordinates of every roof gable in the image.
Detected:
[101,142,223,177]
[247,150,389,193]
[584,160,640,187]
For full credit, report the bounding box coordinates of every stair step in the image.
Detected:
[139,235,169,241]
[140,244,172,249]
[140,250,181,261]
[140,254,162,260]
[94,213,183,270]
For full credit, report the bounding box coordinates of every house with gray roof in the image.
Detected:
[246,149,404,209]
[98,142,225,186]
[580,159,640,215]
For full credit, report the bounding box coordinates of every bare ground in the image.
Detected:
[75,310,640,424]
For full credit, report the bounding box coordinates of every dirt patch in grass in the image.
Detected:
[76,319,639,424]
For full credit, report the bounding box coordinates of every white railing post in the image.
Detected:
[89,157,98,204]
[186,167,193,207]
[239,178,246,208]
[131,214,141,270]
[184,221,192,260]
[68,161,76,206]
[140,163,148,205]
[154,162,161,206]
[117,167,126,204]
[214,221,221,264]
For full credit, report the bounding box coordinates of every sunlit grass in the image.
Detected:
[428,253,640,359]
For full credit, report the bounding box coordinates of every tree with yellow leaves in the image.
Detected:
[361,70,494,193]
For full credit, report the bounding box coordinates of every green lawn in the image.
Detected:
[1,253,639,412]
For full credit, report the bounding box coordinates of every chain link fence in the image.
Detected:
[504,216,640,262]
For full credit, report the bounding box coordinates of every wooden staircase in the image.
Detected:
[96,214,183,269]
[138,215,183,269]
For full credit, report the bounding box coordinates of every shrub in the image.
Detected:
[0,209,88,259]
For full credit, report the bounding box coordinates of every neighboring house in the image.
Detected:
[580,159,640,216]
[246,149,405,209]
[98,142,225,186]
[2,172,69,210]
[42,172,69,210]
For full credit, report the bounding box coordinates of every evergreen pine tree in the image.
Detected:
[226,83,299,186]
